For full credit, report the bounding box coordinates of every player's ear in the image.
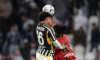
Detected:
[45,17,49,21]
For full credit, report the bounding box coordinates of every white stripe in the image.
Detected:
[43,25,55,41]
[48,52,50,56]
[44,25,55,39]
[50,38,53,42]
[42,49,45,55]
[38,47,41,53]
[40,48,43,54]
[45,50,48,56]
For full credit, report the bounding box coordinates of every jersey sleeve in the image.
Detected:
[48,28,56,41]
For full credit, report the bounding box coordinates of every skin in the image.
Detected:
[41,17,52,26]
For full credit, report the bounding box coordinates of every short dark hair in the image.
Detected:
[38,12,53,21]
[53,25,68,36]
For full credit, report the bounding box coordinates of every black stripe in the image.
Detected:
[45,26,54,36]
[40,48,44,54]
[43,25,56,41]
[47,50,50,56]
[38,49,54,56]
[43,49,46,55]
[43,25,55,36]
[42,49,45,55]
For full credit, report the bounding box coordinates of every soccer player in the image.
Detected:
[53,25,76,60]
[36,12,65,60]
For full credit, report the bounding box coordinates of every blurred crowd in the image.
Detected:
[0,0,100,60]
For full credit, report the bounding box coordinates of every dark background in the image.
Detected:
[0,0,100,60]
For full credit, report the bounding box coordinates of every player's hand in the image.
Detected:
[61,43,66,49]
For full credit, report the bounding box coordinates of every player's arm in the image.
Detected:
[48,29,65,49]
[52,40,65,49]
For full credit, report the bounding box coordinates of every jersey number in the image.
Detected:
[37,31,44,45]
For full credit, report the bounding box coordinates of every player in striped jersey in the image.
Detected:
[36,12,65,60]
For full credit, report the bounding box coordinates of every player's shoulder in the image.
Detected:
[63,34,68,38]
[43,24,54,32]
[63,34,70,41]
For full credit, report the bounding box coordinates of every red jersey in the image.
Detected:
[53,35,76,60]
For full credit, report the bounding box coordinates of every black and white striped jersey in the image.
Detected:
[36,23,56,56]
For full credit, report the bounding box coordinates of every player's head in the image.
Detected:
[38,12,53,26]
[53,25,67,37]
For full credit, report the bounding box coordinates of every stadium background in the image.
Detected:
[0,0,100,60]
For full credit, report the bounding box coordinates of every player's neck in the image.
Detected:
[41,21,49,26]
[56,34,63,38]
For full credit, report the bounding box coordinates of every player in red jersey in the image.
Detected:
[53,25,76,60]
